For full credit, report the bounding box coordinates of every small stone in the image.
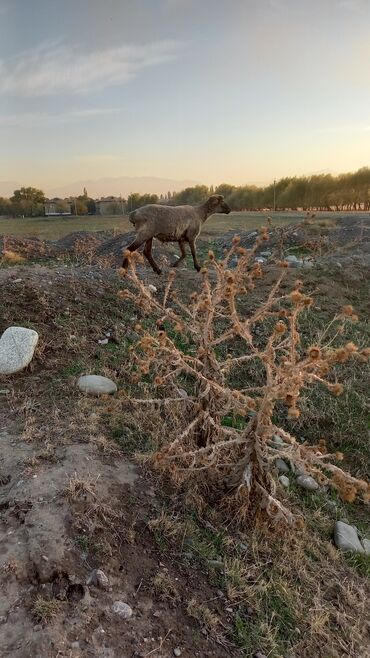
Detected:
[13,278,23,283]
[173,649,182,657]
[302,260,314,268]
[275,458,289,473]
[147,284,157,294]
[225,607,233,613]
[260,251,272,257]
[296,474,319,491]
[77,375,117,396]
[279,475,289,488]
[361,538,370,555]
[289,259,303,268]
[253,653,268,658]
[112,601,133,619]
[207,560,223,570]
[255,257,265,264]
[87,569,109,589]
[285,255,298,262]
[98,338,109,345]
[334,521,364,553]
[272,434,285,446]
[0,326,39,375]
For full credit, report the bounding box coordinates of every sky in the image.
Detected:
[0,0,369,194]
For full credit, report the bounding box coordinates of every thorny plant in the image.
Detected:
[118,229,370,527]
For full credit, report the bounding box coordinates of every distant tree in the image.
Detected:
[10,186,46,217]
[0,197,11,216]
[126,193,159,212]
[172,185,209,205]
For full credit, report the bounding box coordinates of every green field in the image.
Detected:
[1,210,367,242]
[0,211,312,241]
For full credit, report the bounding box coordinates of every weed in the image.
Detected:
[32,597,60,623]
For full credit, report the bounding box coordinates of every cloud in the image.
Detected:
[0,107,121,128]
[0,38,184,96]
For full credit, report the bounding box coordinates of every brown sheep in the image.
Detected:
[122,194,231,274]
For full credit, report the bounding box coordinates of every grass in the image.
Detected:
[32,596,60,623]
[1,210,362,242]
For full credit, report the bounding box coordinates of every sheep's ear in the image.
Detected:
[209,194,223,206]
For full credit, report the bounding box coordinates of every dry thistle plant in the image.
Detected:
[118,230,370,527]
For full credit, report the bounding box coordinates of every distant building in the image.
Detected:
[96,196,124,215]
[45,198,72,216]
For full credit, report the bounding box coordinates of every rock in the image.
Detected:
[334,521,364,553]
[112,601,133,619]
[253,653,268,658]
[147,284,157,294]
[255,257,265,264]
[275,458,290,473]
[260,251,272,257]
[173,649,182,657]
[285,254,298,262]
[302,260,314,268]
[279,475,289,488]
[87,569,109,589]
[12,278,23,283]
[361,538,370,555]
[98,338,109,345]
[77,375,117,396]
[296,474,319,491]
[207,560,223,570]
[272,434,285,446]
[0,326,39,374]
[289,259,303,268]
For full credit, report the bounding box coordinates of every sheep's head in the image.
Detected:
[206,194,231,216]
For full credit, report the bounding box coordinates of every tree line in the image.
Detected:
[0,168,369,217]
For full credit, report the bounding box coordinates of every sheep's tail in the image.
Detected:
[129,210,137,225]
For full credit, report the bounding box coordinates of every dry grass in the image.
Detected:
[187,598,220,634]
[32,596,60,623]
[1,249,25,264]
[66,475,97,500]
[152,570,180,603]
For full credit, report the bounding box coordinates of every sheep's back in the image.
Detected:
[130,204,199,240]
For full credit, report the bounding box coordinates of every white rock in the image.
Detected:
[279,475,289,488]
[112,601,133,619]
[77,375,117,396]
[173,649,182,657]
[255,257,265,263]
[302,260,314,268]
[285,255,299,262]
[147,284,157,294]
[260,251,272,257]
[361,538,370,555]
[98,338,109,345]
[0,326,39,374]
[334,521,364,553]
[296,474,319,491]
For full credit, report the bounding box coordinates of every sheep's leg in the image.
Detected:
[171,239,187,268]
[122,238,146,269]
[143,238,162,275]
[189,239,201,272]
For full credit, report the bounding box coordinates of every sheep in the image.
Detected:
[122,194,231,274]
